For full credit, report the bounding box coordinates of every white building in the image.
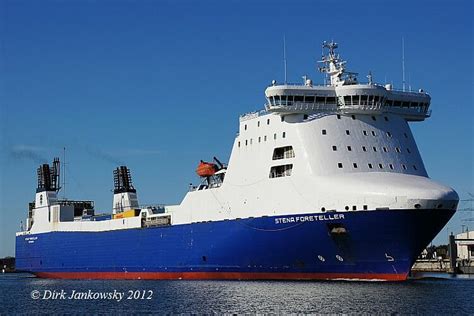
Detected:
[456,230,474,261]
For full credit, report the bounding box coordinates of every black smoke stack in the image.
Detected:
[113,166,136,194]
[36,157,60,193]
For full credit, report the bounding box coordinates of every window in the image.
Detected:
[362,146,367,152]
[368,163,373,169]
[264,135,267,142]
[363,205,368,210]
[346,130,350,135]
[274,133,277,140]
[371,131,376,136]
[332,146,337,151]
[258,121,260,127]
[379,163,383,169]
[353,163,358,168]
[272,146,295,160]
[386,132,392,137]
[407,148,411,154]
[347,146,352,151]
[303,114,308,120]
[352,205,357,211]
[338,163,343,168]
[244,124,247,130]
[238,141,240,147]
[245,140,248,146]
[351,115,356,120]
[413,165,418,171]
[383,147,388,152]
[371,116,376,121]
[345,206,349,210]
[322,129,327,135]
[250,139,253,144]
[404,132,408,138]
[269,164,293,178]
[396,147,401,153]
[267,119,270,125]
[363,130,368,136]
[281,116,285,122]
[402,164,407,170]
[337,114,341,119]
[389,164,394,170]
[282,132,286,138]
[384,116,389,121]
[373,147,377,152]
[258,137,261,143]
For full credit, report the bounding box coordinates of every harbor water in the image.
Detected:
[1,273,473,314]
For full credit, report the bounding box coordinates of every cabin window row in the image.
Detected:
[321,205,369,212]
[333,145,410,154]
[238,132,287,147]
[337,162,417,171]
[386,100,429,108]
[337,114,390,122]
[323,129,399,139]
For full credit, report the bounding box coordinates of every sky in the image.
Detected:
[0,0,473,257]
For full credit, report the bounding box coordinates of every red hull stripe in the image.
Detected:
[35,272,408,281]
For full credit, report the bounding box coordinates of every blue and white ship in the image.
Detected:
[15,42,458,281]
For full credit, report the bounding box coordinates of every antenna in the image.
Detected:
[402,37,406,92]
[283,35,287,84]
[62,147,66,199]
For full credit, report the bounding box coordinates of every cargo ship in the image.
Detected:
[15,42,458,281]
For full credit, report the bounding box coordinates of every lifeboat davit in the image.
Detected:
[196,161,217,177]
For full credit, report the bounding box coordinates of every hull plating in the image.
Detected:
[15,209,454,281]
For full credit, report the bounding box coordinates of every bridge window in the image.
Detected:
[273,146,295,160]
[294,95,304,102]
[305,96,315,103]
[402,102,409,107]
[326,97,336,104]
[394,101,401,107]
[386,100,393,106]
[316,96,326,103]
[269,164,293,178]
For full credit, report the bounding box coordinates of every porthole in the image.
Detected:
[345,206,349,211]
[321,207,326,212]
[352,205,356,211]
[414,204,421,209]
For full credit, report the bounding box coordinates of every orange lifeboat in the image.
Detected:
[196,161,217,177]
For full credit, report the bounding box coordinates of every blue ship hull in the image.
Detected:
[15,209,454,281]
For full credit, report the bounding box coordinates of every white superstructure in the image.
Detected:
[18,41,458,236]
